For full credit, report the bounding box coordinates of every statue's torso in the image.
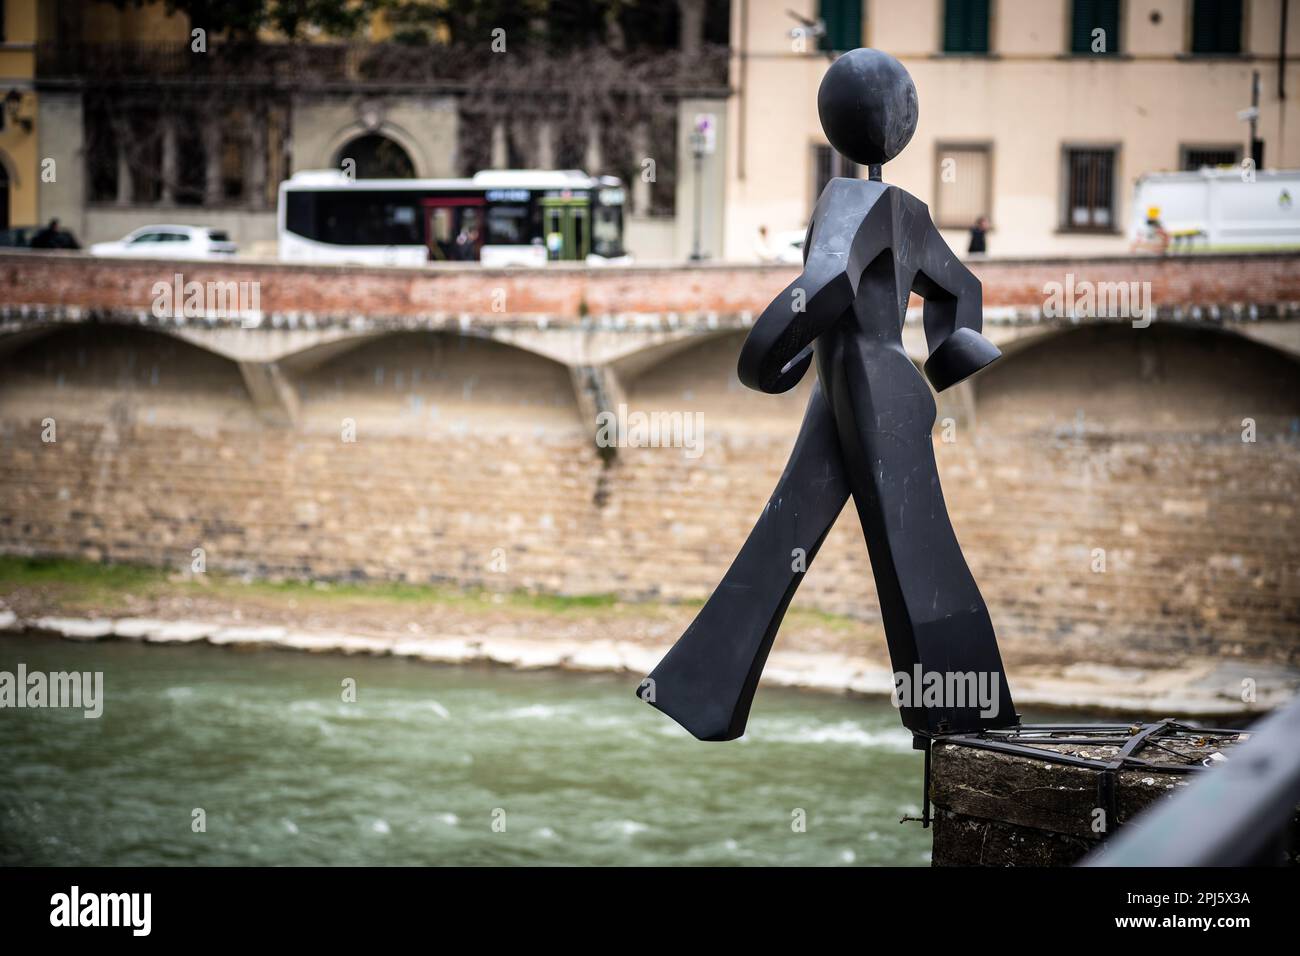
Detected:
[809,178,934,419]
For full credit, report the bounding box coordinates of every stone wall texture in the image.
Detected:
[1,256,1298,669]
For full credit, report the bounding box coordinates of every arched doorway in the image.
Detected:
[333,134,416,179]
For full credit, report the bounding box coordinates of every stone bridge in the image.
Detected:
[2,251,1298,670]
[3,251,1299,429]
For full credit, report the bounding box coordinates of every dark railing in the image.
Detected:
[1082,694,1300,866]
[35,41,731,92]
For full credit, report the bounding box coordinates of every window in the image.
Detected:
[943,0,990,54]
[935,143,992,229]
[819,0,862,53]
[813,144,859,206]
[428,207,453,245]
[285,190,425,246]
[485,202,532,245]
[1070,0,1120,54]
[130,231,185,244]
[572,208,587,259]
[1181,145,1242,170]
[1063,147,1117,231]
[592,202,624,259]
[1191,0,1242,55]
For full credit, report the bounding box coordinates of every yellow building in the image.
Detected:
[726,0,1300,257]
[0,0,42,230]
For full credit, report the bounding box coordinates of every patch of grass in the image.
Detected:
[0,555,177,612]
[518,591,622,612]
[785,605,869,634]
[230,574,623,614]
[0,555,866,632]
[0,555,168,595]
[233,576,453,603]
[0,554,624,616]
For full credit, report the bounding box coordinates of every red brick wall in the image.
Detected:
[3,251,1299,319]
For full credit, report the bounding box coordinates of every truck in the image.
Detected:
[1130,167,1300,251]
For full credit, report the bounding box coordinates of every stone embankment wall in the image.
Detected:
[2,318,1297,668]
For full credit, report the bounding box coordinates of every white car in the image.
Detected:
[89,225,238,260]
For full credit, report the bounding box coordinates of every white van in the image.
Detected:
[1131,167,1300,250]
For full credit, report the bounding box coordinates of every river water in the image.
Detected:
[1,633,939,866]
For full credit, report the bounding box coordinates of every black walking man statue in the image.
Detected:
[638,49,1018,743]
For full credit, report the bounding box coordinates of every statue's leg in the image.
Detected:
[823,329,1017,736]
[641,381,850,741]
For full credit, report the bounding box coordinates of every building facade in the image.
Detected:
[4,1,1298,260]
[0,0,41,231]
[726,0,1300,258]
[15,0,729,259]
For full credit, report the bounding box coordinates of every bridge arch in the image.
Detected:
[0,323,259,428]
[625,329,813,425]
[294,329,583,436]
[973,323,1300,435]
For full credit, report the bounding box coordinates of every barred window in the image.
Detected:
[1181,145,1242,171]
[1063,147,1117,231]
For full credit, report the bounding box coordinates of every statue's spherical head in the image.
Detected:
[816,48,918,167]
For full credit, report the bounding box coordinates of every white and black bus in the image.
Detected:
[278,169,628,267]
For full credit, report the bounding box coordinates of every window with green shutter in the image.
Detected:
[819,0,863,53]
[943,0,990,54]
[1191,0,1243,54]
[1070,0,1121,55]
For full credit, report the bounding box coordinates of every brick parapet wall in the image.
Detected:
[3,251,1299,324]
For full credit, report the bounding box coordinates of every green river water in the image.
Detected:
[0,633,943,866]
